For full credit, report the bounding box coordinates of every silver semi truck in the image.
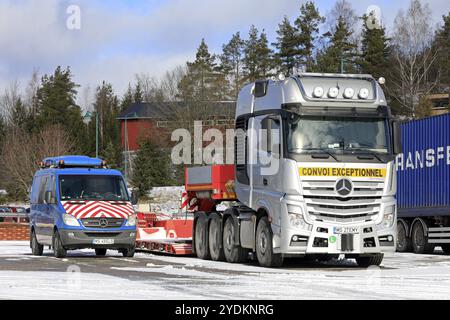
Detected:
[190,72,402,267]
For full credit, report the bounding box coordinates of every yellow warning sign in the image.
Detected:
[299,167,386,178]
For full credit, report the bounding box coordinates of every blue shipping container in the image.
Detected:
[397,113,450,217]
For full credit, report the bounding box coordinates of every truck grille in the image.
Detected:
[302,179,383,223]
[81,218,125,228]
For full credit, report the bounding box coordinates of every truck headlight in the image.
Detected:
[63,214,80,227]
[377,205,395,229]
[287,205,311,230]
[125,214,137,226]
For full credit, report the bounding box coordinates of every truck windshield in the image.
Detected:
[59,175,129,201]
[287,115,388,154]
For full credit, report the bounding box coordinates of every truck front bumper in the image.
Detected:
[59,229,136,250]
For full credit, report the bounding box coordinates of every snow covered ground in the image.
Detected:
[1,241,450,300]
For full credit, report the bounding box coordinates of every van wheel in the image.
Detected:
[441,245,450,254]
[30,230,43,256]
[396,219,411,252]
[122,247,135,257]
[355,254,383,267]
[411,220,435,254]
[194,216,210,260]
[256,216,283,268]
[223,217,248,263]
[95,249,107,256]
[52,231,67,258]
[208,213,225,261]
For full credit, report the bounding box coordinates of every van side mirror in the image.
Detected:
[131,190,139,205]
[44,191,54,204]
[392,121,402,155]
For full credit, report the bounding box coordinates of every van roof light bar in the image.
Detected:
[41,156,107,169]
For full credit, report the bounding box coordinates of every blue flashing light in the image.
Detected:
[42,155,105,169]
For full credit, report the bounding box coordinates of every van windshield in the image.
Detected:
[59,175,129,201]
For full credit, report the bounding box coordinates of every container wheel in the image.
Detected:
[208,213,225,261]
[255,216,283,268]
[355,254,383,267]
[194,216,210,260]
[396,219,411,252]
[411,219,435,254]
[95,249,107,256]
[222,217,248,263]
[52,230,67,258]
[30,229,43,256]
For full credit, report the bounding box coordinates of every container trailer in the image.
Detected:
[396,113,450,254]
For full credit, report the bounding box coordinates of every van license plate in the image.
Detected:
[334,227,359,234]
[93,239,114,245]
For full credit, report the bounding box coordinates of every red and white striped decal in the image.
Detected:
[61,201,134,219]
[181,192,198,212]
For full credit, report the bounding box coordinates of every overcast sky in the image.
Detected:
[0,0,448,107]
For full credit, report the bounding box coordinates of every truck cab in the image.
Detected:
[29,156,137,258]
[232,72,401,266]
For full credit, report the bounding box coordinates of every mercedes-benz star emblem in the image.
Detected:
[99,218,108,228]
[335,178,353,196]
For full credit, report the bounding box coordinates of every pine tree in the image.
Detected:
[121,84,134,112]
[243,26,273,82]
[434,12,450,91]
[294,1,324,70]
[134,81,143,103]
[359,13,390,79]
[36,66,87,152]
[273,16,300,74]
[220,32,245,98]
[315,17,358,73]
[131,138,173,196]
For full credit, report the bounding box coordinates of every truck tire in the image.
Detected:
[222,217,248,263]
[30,229,43,256]
[255,216,283,268]
[95,249,107,256]
[208,213,225,261]
[194,216,210,260]
[355,254,383,267]
[441,245,450,254]
[411,219,435,254]
[396,219,411,252]
[121,247,135,257]
[53,230,67,258]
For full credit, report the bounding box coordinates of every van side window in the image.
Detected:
[30,177,41,204]
[38,176,48,204]
[47,175,56,204]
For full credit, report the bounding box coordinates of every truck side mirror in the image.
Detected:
[392,121,402,155]
[261,117,281,156]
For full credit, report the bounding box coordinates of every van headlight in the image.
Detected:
[377,205,395,229]
[63,214,80,227]
[287,205,311,230]
[125,214,137,226]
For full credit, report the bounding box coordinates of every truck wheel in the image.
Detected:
[121,247,135,257]
[95,249,107,256]
[411,220,435,254]
[223,217,248,263]
[256,216,283,268]
[30,229,43,256]
[441,245,450,254]
[355,254,383,267]
[194,216,210,260]
[52,231,67,258]
[208,214,225,261]
[396,219,411,252]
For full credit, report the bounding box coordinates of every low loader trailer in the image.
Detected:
[136,72,402,267]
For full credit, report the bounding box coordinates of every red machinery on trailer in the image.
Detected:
[135,165,236,256]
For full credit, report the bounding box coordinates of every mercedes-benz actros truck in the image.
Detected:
[184,72,402,267]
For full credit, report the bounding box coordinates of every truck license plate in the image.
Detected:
[93,239,114,245]
[334,227,359,234]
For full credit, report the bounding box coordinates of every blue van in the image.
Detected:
[29,156,137,258]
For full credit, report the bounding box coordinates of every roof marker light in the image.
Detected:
[328,87,339,98]
[378,77,386,85]
[358,88,370,99]
[343,88,354,99]
[313,87,324,98]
